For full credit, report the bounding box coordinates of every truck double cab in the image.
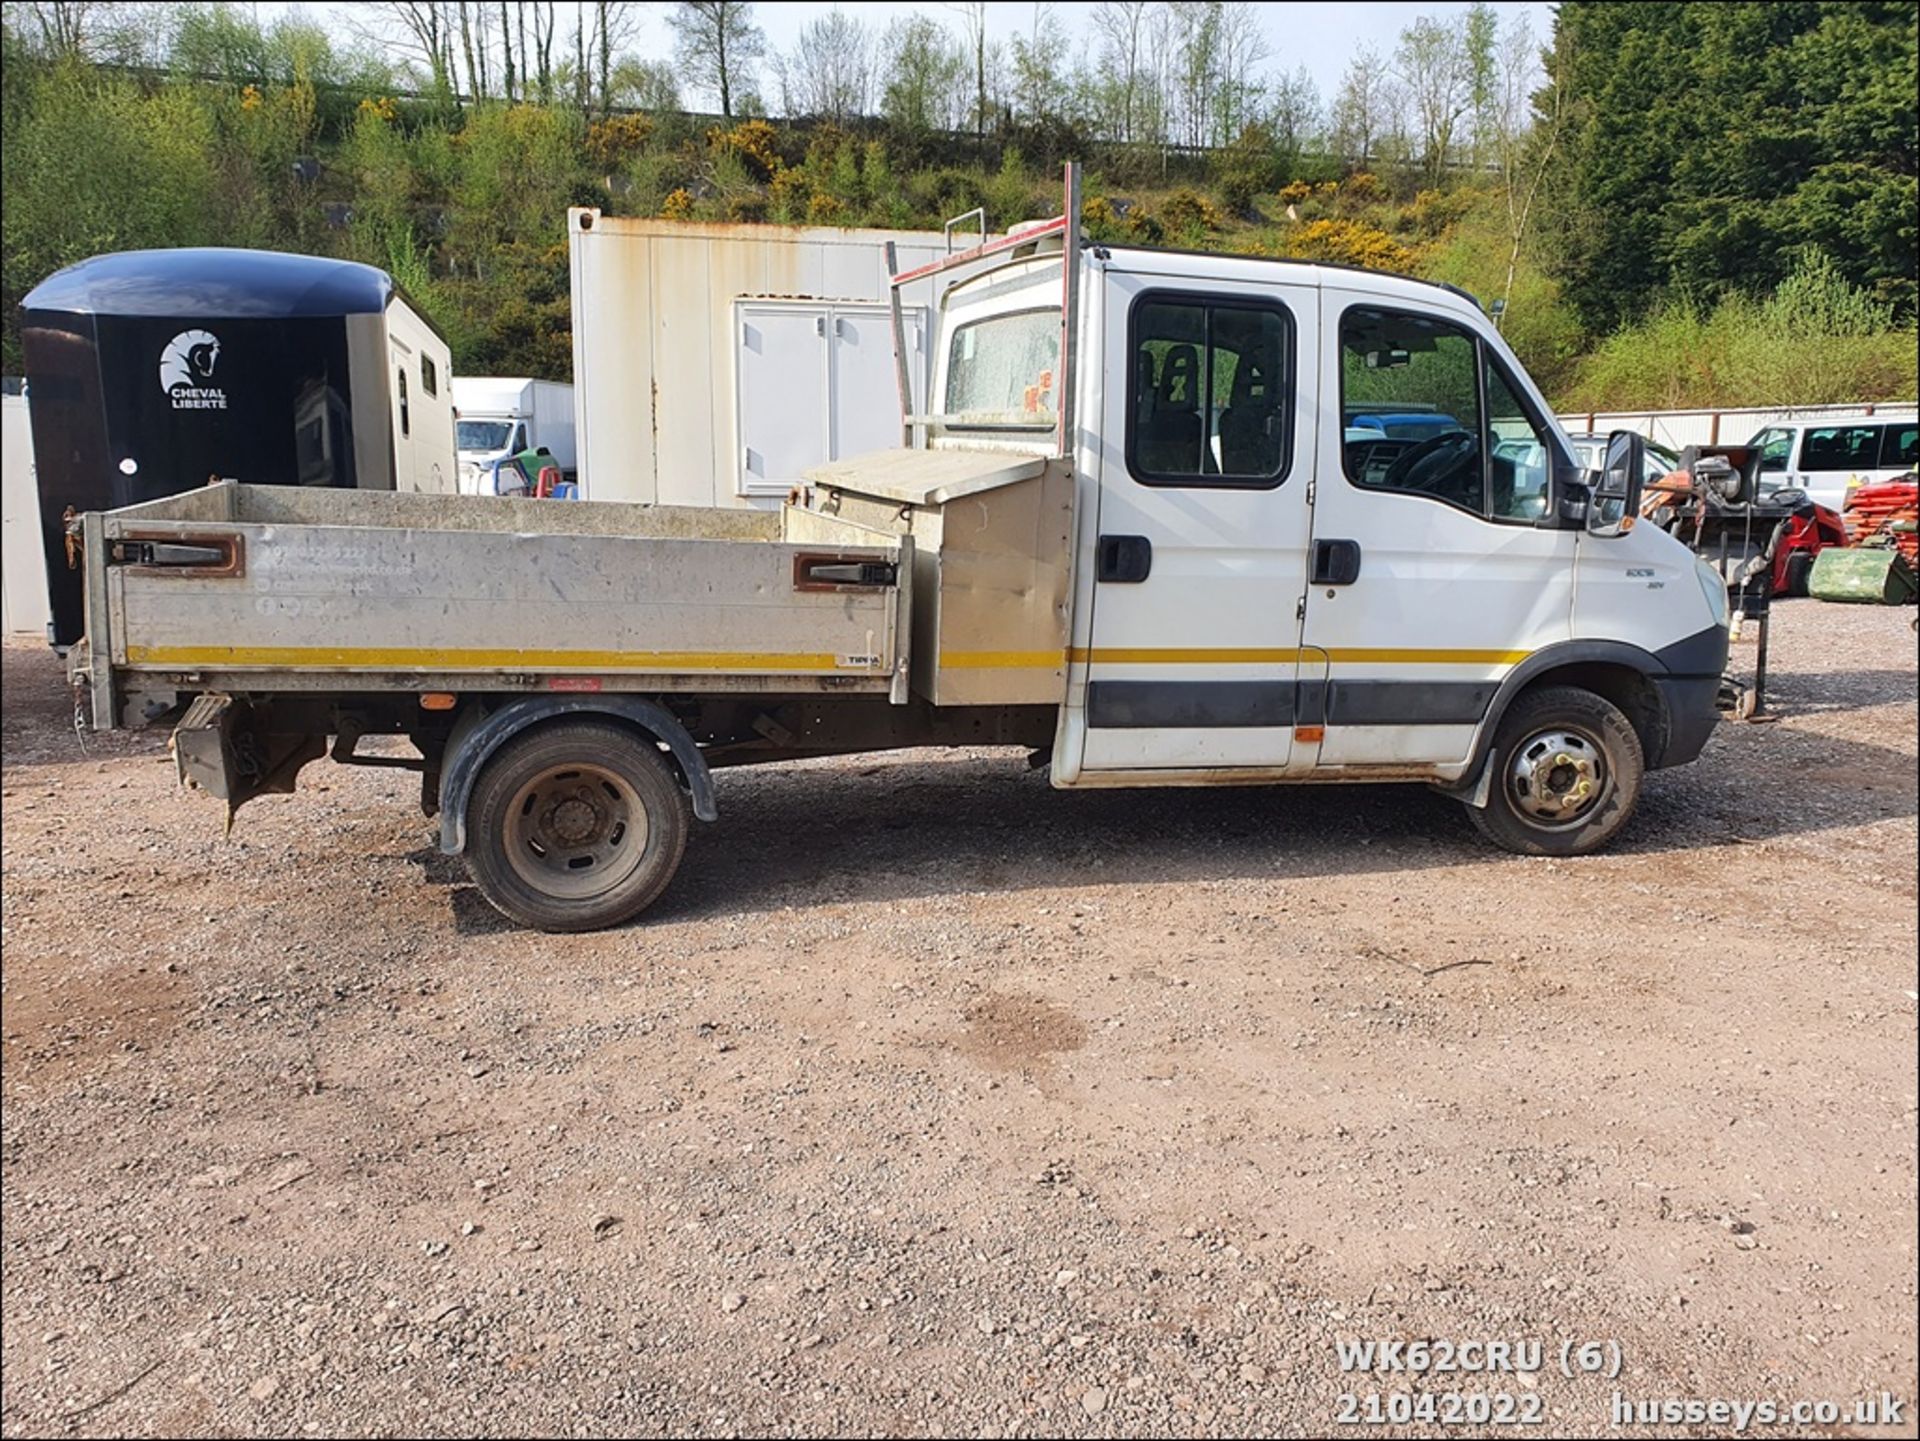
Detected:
[67,169,1730,932]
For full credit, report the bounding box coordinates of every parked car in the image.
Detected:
[1565,432,1683,484]
[1744,418,1919,511]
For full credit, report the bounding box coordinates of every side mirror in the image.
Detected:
[1587,430,1645,538]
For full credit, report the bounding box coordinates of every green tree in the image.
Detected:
[2,61,221,365]
[1542,1,1918,331]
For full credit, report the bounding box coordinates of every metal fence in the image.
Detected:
[1556,401,1919,450]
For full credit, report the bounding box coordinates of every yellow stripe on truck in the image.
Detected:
[124,644,849,672]
[1320,647,1531,666]
[938,650,1067,669]
[940,652,1528,675]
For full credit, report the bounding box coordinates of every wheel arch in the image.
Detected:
[1448,642,1672,806]
[437,695,716,854]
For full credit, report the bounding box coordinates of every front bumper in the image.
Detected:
[1650,675,1722,769]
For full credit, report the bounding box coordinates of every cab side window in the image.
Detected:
[1128,295,1293,486]
[1799,424,1880,472]
[1485,364,1554,521]
[1340,306,1554,522]
[1877,422,1917,469]
[1752,428,1792,472]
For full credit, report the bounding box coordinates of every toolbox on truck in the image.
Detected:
[792,448,1074,707]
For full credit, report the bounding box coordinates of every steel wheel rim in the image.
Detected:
[1507,725,1609,828]
[503,762,650,900]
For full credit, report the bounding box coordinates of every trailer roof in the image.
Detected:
[22,248,397,321]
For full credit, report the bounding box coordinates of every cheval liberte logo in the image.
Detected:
[159,329,227,410]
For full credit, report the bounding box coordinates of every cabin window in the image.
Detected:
[421,354,438,397]
[1126,295,1293,487]
[397,367,410,438]
[942,308,1060,431]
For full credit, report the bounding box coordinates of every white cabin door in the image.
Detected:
[1299,288,1575,767]
[1080,270,1319,772]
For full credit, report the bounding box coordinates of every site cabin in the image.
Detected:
[68,169,1731,933]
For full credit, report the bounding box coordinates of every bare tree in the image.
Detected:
[1330,46,1390,168]
[942,2,988,145]
[356,1,459,95]
[1091,1,1152,143]
[532,0,556,103]
[498,0,515,100]
[1212,1,1268,145]
[1495,15,1563,323]
[12,0,102,58]
[1396,15,1470,182]
[879,14,967,134]
[774,9,871,123]
[457,0,484,100]
[571,5,587,115]
[669,1,764,119]
[1009,1,1067,129]
[591,2,641,119]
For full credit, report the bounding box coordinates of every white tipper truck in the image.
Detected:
[66,169,1729,932]
[451,377,576,494]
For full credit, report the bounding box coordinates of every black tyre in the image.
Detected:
[465,719,690,932]
[1466,686,1645,857]
[1781,550,1812,598]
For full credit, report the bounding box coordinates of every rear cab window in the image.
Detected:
[943,309,1060,431]
[1126,293,1294,486]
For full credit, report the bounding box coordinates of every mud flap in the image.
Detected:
[170,694,326,833]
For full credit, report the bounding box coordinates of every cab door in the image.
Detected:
[1299,289,1576,768]
[1080,269,1318,772]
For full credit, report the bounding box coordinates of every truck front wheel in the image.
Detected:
[1466,685,1644,857]
[465,719,690,931]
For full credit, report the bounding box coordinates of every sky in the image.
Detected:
[254,1,1557,112]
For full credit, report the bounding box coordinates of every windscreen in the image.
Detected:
[942,308,1059,430]
[457,419,512,451]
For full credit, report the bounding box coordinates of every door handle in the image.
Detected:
[1312,538,1362,585]
[1097,534,1152,583]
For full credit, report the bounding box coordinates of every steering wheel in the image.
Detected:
[1382,430,1478,497]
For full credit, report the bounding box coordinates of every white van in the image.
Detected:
[1747,417,1918,509]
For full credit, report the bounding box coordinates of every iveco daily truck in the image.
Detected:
[66,168,1729,931]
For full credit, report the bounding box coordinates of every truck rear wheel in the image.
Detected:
[465,719,690,931]
[1466,685,1644,857]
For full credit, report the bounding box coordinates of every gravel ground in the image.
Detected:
[2,602,1916,1438]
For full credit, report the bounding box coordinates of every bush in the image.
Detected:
[661,187,694,221]
[1278,218,1418,274]
[1081,194,1121,242]
[1158,188,1225,241]
[985,148,1043,229]
[1211,124,1283,219]
[1560,254,1919,409]
[709,117,780,183]
[586,114,653,172]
